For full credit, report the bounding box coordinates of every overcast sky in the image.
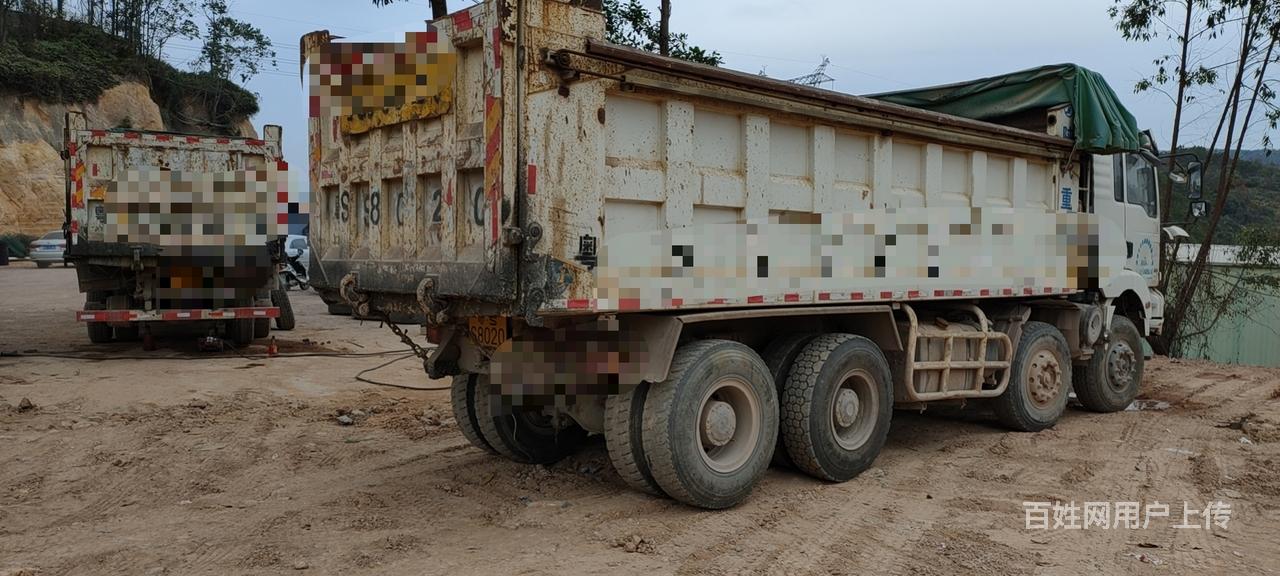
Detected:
[184,0,1217,195]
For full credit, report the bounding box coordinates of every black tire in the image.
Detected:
[228,318,255,348]
[116,324,140,342]
[641,340,777,509]
[254,318,271,339]
[993,321,1072,432]
[272,289,296,330]
[1074,315,1144,413]
[781,334,894,482]
[36,261,51,269]
[604,382,664,496]
[84,299,113,343]
[761,333,819,468]
[450,374,498,455]
[474,374,587,464]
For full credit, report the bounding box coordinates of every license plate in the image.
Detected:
[468,316,508,350]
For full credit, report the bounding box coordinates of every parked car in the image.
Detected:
[29,230,67,268]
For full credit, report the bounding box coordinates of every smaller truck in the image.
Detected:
[63,112,296,346]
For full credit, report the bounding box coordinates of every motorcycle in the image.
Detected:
[279,251,310,291]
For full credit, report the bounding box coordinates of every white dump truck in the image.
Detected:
[304,0,1202,508]
[63,112,298,347]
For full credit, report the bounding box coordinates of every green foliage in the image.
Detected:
[0,11,258,134]
[1176,147,1280,244]
[601,0,722,66]
[0,233,37,259]
[197,0,275,83]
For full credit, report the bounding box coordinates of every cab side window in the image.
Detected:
[1124,154,1158,218]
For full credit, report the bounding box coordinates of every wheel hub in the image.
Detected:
[702,400,737,448]
[1027,350,1062,406]
[1107,342,1136,390]
[834,388,861,428]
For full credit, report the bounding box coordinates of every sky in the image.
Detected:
[174,0,1218,196]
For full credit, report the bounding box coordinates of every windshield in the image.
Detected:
[40,231,62,240]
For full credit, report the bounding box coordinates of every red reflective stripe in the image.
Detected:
[670,298,685,307]
[527,164,537,195]
[953,290,965,297]
[619,298,640,311]
[186,136,202,144]
[880,291,893,299]
[907,290,921,298]
[123,132,140,139]
[783,293,800,303]
[818,292,831,301]
[747,295,765,304]
[90,130,107,138]
[452,9,473,31]
[155,134,172,142]
[851,292,864,301]
[980,289,991,296]
[277,160,289,171]
[1003,288,1015,296]
[934,290,946,297]
[1023,287,1034,295]
[566,299,592,309]
[706,298,725,305]
[246,139,266,146]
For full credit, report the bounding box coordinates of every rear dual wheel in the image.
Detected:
[609,340,778,509]
[450,373,587,465]
[780,334,894,482]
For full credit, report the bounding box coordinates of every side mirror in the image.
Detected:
[1191,200,1208,219]
[1187,161,1203,200]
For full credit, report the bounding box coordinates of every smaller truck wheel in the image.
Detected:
[993,321,1072,432]
[473,374,587,464]
[641,340,778,509]
[1074,315,1144,412]
[228,319,255,348]
[449,374,498,455]
[761,333,819,468]
[84,299,113,343]
[272,289,296,330]
[604,382,664,496]
[781,334,893,482]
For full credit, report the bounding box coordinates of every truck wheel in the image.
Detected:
[604,382,664,496]
[116,324,140,342]
[272,289,296,330]
[228,319,255,348]
[36,261,51,269]
[641,340,777,509]
[761,333,818,468]
[84,299,113,343]
[450,374,499,454]
[254,318,272,339]
[993,321,1072,432]
[1074,315,1144,413]
[781,334,894,482]
[474,374,587,464]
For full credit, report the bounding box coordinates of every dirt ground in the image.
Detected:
[2,261,1280,576]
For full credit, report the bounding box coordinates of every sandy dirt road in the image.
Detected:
[3,262,1280,576]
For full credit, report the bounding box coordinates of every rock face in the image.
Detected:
[0,82,252,236]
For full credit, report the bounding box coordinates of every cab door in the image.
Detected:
[1116,154,1160,285]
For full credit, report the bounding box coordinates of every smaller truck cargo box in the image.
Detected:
[63,112,298,346]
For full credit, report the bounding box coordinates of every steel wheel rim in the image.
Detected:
[1026,349,1062,408]
[1106,341,1136,392]
[697,377,761,474]
[829,368,878,451]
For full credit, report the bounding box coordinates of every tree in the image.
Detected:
[1112,0,1280,354]
[196,0,275,83]
[371,0,723,66]
[603,0,722,65]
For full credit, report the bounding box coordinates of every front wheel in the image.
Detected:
[1074,315,1144,412]
[993,321,1072,432]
